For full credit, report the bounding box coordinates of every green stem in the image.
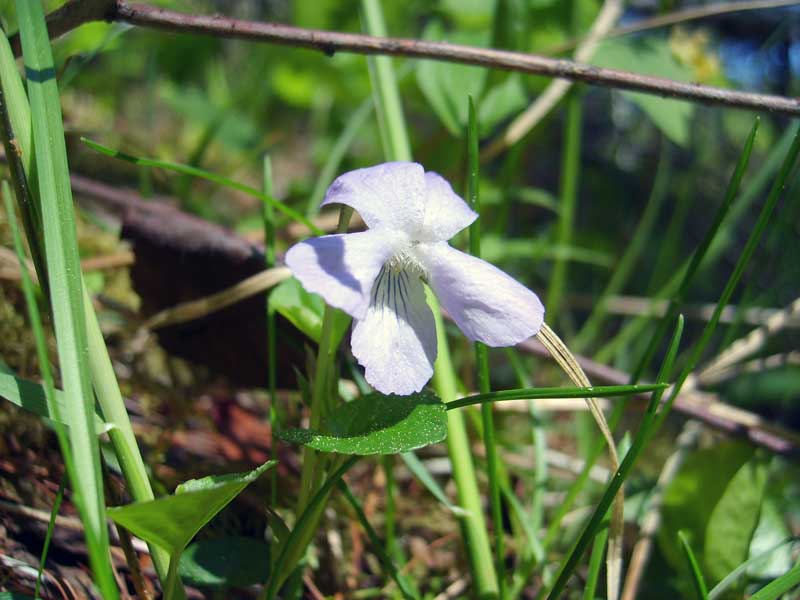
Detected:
[468,96,507,599]
[430,288,499,598]
[545,88,583,324]
[383,454,398,561]
[262,155,279,508]
[359,0,412,163]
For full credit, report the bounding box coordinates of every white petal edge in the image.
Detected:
[351,268,437,395]
[419,171,478,242]
[417,242,545,346]
[285,229,405,320]
[321,162,426,234]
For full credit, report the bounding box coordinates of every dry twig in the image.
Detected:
[10,0,800,117]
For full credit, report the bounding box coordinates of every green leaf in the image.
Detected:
[593,38,695,146]
[477,73,528,135]
[415,22,487,137]
[269,276,350,346]
[0,370,107,432]
[281,392,447,455]
[179,537,269,589]
[108,461,275,556]
[704,454,768,586]
[658,442,754,580]
[679,530,710,600]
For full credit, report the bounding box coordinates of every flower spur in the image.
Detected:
[286,162,545,395]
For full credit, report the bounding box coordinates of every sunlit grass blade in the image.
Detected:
[445,383,666,410]
[81,137,323,236]
[543,118,761,549]
[467,95,508,598]
[339,481,419,600]
[654,125,800,431]
[0,33,46,287]
[740,558,800,600]
[15,2,117,596]
[596,118,782,365]
[678,530,709,600]
[629,118,759,382]
[546,315,684,600]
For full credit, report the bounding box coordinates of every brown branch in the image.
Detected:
[11,0,800,117]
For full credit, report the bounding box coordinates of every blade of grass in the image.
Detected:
[583,525,609,600]
[339,481,418,600]
[505,349,548,536]
[545,88,583,325]
[445,383,666,410]
[678,530,709,600]
[359,0,412,163]
[468,96,508,599]
[81,137,323,236]
[36,474,66,599]
[709,537,798,600]
[542,118,761,551]
[629,118,759,382]
[596,118,787,365]
[400,452,467,516]
[4,180,71,599]
[264,456,359,600]
[0,32,45,287]
[653,125,800,432]
[550,125,800,596]
[748,561,800,600]
[573,139,672,352]
[545,315,684,600]
[307,96,373,216]
[15,2,117,596]
[262,155,279,510]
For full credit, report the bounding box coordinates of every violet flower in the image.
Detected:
[286,162,545,395]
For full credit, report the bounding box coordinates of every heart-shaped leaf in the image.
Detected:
[108,461,275,556]
[280,392,446,455]
[179,536,269,589]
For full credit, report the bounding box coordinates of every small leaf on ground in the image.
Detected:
[108,461,275,556]
[179,536,269,589]
[280,392,447,455]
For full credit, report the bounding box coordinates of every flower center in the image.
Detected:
[386,248,427,280]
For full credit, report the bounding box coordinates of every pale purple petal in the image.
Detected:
[321,162,426,234]
[351,268,437,395]
[285,230,405,320]
[416,242,545,346]
[419,171,478,242]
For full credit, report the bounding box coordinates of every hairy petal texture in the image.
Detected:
[321,162,426,234]
[419,172,478,242]
[418,242,545,346]
[351,267,437,395]
[285,229,405,320]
